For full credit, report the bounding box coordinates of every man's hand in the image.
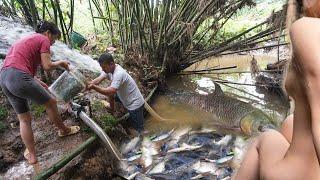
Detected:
[86,83,95,91]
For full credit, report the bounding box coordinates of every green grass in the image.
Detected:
[91,101,105,112]
[0,121,6,133]
[0,105,8,120]
[91,100,118,131]
[31,104,46,118]
[94,113,117,132]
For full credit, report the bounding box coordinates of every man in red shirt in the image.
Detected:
[0,21,80,165]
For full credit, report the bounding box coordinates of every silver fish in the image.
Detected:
[191,173,217,180]
[151,129,174,143]
[121,136,141,154]
[126,171,140,180]
[192,161,217,174]
[135,173,155,180]
[189,127,216,135]
[152,159,198,178]
[216,155,234,165]
[214,135,233,147]
[167,143,202,153]
[127,154,142,162]
[167,127,192,148]
[147,161,166,175]
[141,138,157,168]
[117,161,139,179]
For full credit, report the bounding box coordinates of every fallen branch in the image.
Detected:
[179,69,283,75]
[179,66,237,74]
[212,78,277,88]
[218,82,268,102]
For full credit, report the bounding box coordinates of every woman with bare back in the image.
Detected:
[233,0,320,179]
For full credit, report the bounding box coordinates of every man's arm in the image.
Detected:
[90,73,107,85]
[89,84,117,97]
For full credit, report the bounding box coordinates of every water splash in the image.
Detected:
[0,161,34,179]
[0,14,101,73]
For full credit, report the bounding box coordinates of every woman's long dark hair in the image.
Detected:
[35,20,61,38]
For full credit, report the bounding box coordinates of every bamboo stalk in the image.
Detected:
[55,0,68,43]
[28,0,39,28]
[88,0,97,33]
[34,135,98,180]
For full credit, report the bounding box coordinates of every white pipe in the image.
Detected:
[71,103,124,161]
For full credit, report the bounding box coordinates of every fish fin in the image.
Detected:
[214,82,223,94]
[213,82,224,96]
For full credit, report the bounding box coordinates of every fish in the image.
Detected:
[191,174,205,179]
[126,171,140,180]
[168,82,276,136]
[151,159,198,179]
[151,129,174,143]
[214,135,233,147]
[135,172,155,180]
[117,161,140,179]
[167,127,192,148]
[121,136,141,154]
[147,161,166,175]
[192,161,217,174]
[141,138,158,168]
[126,154,142,162]
[167,143,202,153]
[190,173,217,179]
[215,168,232,179]
[216,155,234,165]
[189,127,216,135]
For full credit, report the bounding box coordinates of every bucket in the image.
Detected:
[70,31,87,47]
[49,68,87,102]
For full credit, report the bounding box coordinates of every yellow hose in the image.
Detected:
[144,101,172,121]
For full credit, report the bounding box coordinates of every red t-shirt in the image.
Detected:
[2,33,51,76]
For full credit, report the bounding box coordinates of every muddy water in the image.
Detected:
[117,54,290,179]
[145,54,289,133]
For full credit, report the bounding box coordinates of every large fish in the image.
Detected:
[168,83,276,135]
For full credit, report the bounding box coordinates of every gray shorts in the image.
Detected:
[0,68,52,114]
